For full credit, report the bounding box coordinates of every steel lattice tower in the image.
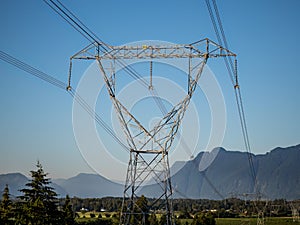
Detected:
[69,38,235,225]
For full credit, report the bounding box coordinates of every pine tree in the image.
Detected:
[18,161,62,225]
[0,184,13,224]
[62,195,75,225]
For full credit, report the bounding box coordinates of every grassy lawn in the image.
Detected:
[216,217,297,225]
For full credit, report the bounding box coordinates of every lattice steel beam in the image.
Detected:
[71,38,235,61]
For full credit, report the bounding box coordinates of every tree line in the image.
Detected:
[68,196,297,218]
[1,161,298,224]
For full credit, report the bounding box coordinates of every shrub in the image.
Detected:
[192,212,215,225]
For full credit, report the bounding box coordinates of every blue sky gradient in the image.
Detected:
[0,0,299,179]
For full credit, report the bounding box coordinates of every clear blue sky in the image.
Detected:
[0,0,299,179]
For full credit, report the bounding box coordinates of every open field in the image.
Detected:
[75,212,299,225]
[216,217,298,225]
[180,217,299,225]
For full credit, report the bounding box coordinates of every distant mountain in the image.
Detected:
[1,144,299,200]
[141,144,300,200]
[255,145,300,199]
[0,172,123,199]
[0,173,67,198]
[0,173,28,198]
[170,160,186,176]
[55,173,123,198]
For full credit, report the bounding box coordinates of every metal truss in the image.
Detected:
[70,38,235,61]
[69,38,235,225]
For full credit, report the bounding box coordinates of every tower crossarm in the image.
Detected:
[70,38,236,61]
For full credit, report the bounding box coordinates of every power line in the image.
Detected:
[43,0,97,45]
[205,0,257,192]
[54,0,111,51]
[211,0,235,74]
[205,0,235,85]
[0,50,66,90]
[69,89,130,152]
[0,50,129,153]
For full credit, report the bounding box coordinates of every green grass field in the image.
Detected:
[216,217,298,225]
[177,217,298,225]
[76,212,299,225]
[180,217,298,225]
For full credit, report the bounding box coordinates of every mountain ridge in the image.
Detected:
[1,144,299,200]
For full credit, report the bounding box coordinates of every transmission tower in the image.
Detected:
[68,38,235,225]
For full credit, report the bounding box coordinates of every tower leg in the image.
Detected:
[120,151,174,225]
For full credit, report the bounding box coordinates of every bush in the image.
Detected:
[192,212,215,225]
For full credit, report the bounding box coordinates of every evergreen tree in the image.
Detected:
[0,184,13,224]
[62,195,75,225]
[18,161,62,225]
